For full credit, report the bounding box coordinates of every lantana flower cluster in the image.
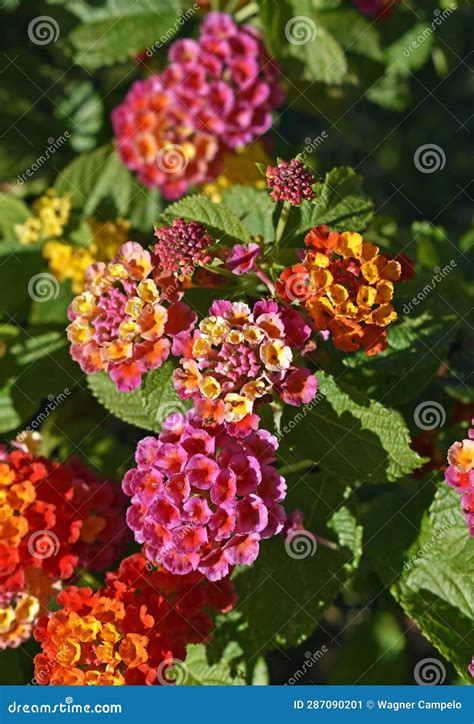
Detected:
[112,12,283,199]
[277,224,402,356]
[174,299,318,424]
[0,591,40,650]
[123,410,287,581]
[34,553,235,685]
[67,241,197,391]
[14,189,72,246]
[0,449,129,593]
[352,0,400,18]
[445,421,474,536]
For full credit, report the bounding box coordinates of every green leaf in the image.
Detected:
[319,9,384,62]
[221,186,276,241]
[87,362,190,433]
[281,371,424,482]
[0,246,45,321]
[177,644,245,686]
[386,22,435,76]
[212,473,361,663]
[292,166,374,235]
[160,195,250,244]
[55,146,163,228]
[364,481,474,682]
[259,0,348,85]
[0,193,31,242]
[0,325,79,434]
[68,0,187,70]
[341,304,459,405]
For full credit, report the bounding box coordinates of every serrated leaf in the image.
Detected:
[68,1,185,70]
[281,371,424,482]
[292,166,374,235]
[87,363,189,433]
[160,195,250,244]
[364,481,474,682]
[221,186,276,241]
[178,644,245,686]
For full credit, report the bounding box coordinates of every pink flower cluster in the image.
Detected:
[123,410,286,581]
[352,0,400,18]
[111,12,283,199]
[445,421,474,536]
[173,299,318,425]
[67,242,196,391]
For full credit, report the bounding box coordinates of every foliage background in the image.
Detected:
[0,0,472,687]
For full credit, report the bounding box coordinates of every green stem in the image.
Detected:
[275,201,291,245]
[234,2,258,23]
[278,459,315,476]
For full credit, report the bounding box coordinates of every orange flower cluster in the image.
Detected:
[0,449,129,598]
[34,554,236,685]
[277,225,402,355]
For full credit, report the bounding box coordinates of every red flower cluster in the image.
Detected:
[0,449,129,595]
[34,553,236,685]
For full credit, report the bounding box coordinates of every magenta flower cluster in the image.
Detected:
[266,159,316,206]
[111,12,283,199]
[123,410,287,581]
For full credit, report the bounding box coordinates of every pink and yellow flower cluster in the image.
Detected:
[111,12,283,199]
[445,421,474,536]
[67,241,196,391]
[173,299,318,424]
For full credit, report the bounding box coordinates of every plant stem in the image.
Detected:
[275,201,291,245]
[278,459,315,476]
[255,268,275,295]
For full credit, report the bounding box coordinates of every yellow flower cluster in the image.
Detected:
[44,218,131,293]
[14,189,72,245]
[0,592,40,650]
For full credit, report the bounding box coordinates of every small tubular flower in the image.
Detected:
[123,410,287,581]
[112,13,283,199]
[445,421,474,536]
[266,158,316,205]
[276,225,402,356]
[67,241,197,391]
[0,449,130,597]
[0,591,40,650]
[173,299,318,424]
[33,553,236,685]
